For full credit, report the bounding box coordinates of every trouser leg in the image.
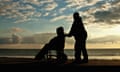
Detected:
[74,40,81,61]
[81,42,88,60]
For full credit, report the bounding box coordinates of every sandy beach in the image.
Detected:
[0,57,120,66]
[0,57,120,72]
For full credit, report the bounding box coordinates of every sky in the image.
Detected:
[0,0,120,48]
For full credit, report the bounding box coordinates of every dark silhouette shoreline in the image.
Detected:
[0,57,120,65]
[0,57,120,72]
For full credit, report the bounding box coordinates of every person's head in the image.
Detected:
[56,26,64,36]
[73,12,80,20]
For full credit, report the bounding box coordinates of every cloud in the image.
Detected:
[65,0,99,10]
[43,12,49,16]
[34,12,41,17]
[86,0,99,5]
[87,35,120,44]
[10,27,25,33]
[66,0,79,8]
[0,1,36,23]
[49,0,104,23]
[44,2,58,11]
[14,18,31,23]
[40,0,54,4]
[0,0,59,23]
[0,0,119,25]
[86,0,120,25]
[72,0,120,26]
[59,7,66,13]
[94,6,120,24]
[22,0,41,6]
[50,15,66,22]
[50,15,73,22]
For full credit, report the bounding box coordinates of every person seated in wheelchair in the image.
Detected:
[35,26,67,63]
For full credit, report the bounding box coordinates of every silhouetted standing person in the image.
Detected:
[67,12,88,63]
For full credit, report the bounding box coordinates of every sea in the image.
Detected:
[1,49,120,60]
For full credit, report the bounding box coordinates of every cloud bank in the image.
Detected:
[0,0,119,25]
